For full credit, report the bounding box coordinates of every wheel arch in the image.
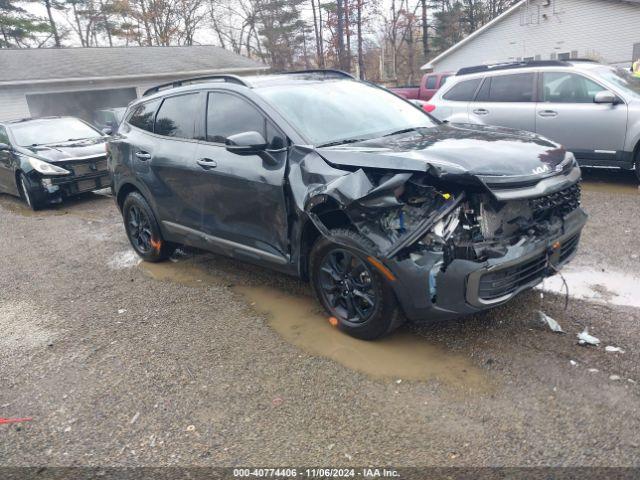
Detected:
[299,197,353,280]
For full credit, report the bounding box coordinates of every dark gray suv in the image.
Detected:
[108,70,586,340]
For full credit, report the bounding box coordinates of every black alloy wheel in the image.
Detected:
[122,191,175,262]
[309,228,404,340]
[317,248,378,326]
[126,203,153,254]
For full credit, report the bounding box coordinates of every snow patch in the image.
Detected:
[108,250,141,270]
[538,267,640,309]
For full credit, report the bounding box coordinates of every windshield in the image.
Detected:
[256,80,436,146]
[10,118,102,147]
[597,66,640,100]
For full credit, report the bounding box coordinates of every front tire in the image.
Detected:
[18,172,44,211]
[310,228,404,340]
[122,191,175,262]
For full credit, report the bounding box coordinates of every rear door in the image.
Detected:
[146,92,203,230]
[194,90,289,261]
[535,71,628,163]
[468,72,537,132]
[432,77,482,122]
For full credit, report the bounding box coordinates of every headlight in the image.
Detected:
[25,156,70,176]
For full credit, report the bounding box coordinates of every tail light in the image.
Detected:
[423,104,436,113]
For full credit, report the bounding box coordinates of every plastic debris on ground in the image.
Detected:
[569,360,578,366]
[609,375,621,381]
[577,328,600,346]
[605,346,625,353]
[0,417,32,424]
[536,310,564,333]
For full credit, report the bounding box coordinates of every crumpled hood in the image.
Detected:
[317,123,568,177]
[15,137,107,162]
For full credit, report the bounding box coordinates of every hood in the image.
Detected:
[15,137,107,162]
[316,123,568,177]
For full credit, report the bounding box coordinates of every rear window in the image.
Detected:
[425,76,437,89]
[442,78,481,101]
[128,100,161,132]
[154,94,199,138]
[478,73,535,102]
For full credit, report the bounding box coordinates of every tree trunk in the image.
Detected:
[44,0,61,47]
[356,0,364,79]
[99,0,113,47]
[421,0,428,61]
[336,0,348,71]
[310,0,323,67]
[344,0,351,70]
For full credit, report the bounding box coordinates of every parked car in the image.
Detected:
[0,116,110,210]
[427,60,640,180]
[390,71,453,101]
[108,70,586,340]
[93,107,127,134]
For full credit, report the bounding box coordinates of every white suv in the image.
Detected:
[427,60,640,180]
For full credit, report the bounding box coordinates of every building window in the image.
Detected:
[558,52,571,60]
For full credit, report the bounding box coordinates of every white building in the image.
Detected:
[422,0,640,72]
[0,46,268,122]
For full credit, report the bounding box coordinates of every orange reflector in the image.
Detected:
[367,256,397,282]
[150,238,162,252]
[328,317,339,327]
[552,241,561,250]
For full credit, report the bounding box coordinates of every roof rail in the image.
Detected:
[284,69,355,79]
[143,74,250,96]
[457,60,571,76]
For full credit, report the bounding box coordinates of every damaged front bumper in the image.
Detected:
[27,166,110,206]
[384,207,588,322]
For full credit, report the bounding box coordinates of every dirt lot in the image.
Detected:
[1,169,639,468]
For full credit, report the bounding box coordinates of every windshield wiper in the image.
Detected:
[382,127,424,137]
[318,137,368,148]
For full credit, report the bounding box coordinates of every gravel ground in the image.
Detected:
[0,170,639,468]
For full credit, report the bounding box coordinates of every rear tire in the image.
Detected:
[18,172,44,211]
[309,228,404,340]
[635,159,640,183]
[122,191,175,262]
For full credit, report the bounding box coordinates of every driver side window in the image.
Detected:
[542,72,605,103]
[206,92,284,148]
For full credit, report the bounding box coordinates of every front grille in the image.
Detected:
[478,252,548,301]
[530,183,581,220]
[61,158,108,177]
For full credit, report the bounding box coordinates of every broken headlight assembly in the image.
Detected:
[23,156,71,176]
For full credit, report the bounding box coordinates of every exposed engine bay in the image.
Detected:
[311,168,581,266]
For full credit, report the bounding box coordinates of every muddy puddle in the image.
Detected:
[141,259,491,391]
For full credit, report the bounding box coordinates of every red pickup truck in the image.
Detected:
[390,72,453,101]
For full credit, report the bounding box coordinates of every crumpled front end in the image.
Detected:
[293,147,587,322]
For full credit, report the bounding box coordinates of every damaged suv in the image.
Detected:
[108,70,587,340]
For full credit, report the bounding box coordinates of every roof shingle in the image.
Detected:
[0,45,268,84]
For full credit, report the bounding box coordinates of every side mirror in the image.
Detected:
[225,131,268,155]
[0,143,10,151]
[101,127,113,135]
[594,91,617,104]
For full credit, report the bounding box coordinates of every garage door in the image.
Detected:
[26,87,137,124]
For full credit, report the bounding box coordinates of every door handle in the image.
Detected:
[473,108,489,115]
[538,110,558,117]
[135,151,151,160]
[197,158,217,169]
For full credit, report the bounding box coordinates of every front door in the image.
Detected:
[194,91,289,261]
[535,71,628,164]
[468,72,537,132]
